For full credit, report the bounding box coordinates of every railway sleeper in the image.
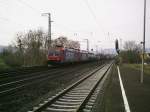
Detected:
[65,94,88,97]
[55,101,80,105]
[83,108,91,112]
[62,96,85,100]
[58,98,83,102]
[46,107,75,112]
[51,104,78,108]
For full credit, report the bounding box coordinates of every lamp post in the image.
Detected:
[141,0,146,83]
[98,41,101,53]
[84,39,89,52]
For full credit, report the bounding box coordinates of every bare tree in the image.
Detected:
[120,41,142,63]
[14,29,48,66]
[51,36,80,49]
[124,41,142,52]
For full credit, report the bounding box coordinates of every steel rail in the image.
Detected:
[28,63,112,112]
[0,68,83,96]
[0,63,100,96]
[0,66,50,78]
[76,63,113,112]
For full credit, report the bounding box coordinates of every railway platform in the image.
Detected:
[102,64,150,112]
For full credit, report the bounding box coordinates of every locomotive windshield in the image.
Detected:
[48,50,60,56]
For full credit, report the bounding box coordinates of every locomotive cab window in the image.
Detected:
[48,50,60,56]
[55,50,60,56]
[48,51,54,56]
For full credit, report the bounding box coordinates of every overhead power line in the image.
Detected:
[82,0,106,37]
[0,16,25,27]
[83,0,98,24]
[15,0,41,15]
[0,0,8,3]
[0,16,9,21]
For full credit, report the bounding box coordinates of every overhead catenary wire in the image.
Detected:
[0,16,26,28]
[82,0,117,46]
[13,0,102,39]
[82,0,106,37]
[54,23,92,35]
[15,0,42,15]
[0,0,9,4]
[1,0,111,43]
[0,0,41,28]
[0,16,9,22]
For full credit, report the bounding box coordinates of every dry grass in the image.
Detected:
[123,64,150,75]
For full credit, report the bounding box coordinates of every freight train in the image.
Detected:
[47,47,99,65]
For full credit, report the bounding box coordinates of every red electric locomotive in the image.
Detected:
[47,46,98,65]
[47,46,81,65]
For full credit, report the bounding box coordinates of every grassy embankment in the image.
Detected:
[0,58,10,71]
[123,64,150,75]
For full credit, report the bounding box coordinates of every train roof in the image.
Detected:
[49,47,96,54]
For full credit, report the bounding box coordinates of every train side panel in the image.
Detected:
[47,47,99,65]
[80,52,88,61]
[63,49,75,63]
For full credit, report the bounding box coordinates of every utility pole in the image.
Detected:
[119,38,122,50]
[97,41,101,53]
[141,0,146,83]
[84,39,89,52]
[95,45,98,54]
[42,13,53,49]
[17,37,25,66]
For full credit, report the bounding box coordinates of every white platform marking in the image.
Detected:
[117,66,131,112]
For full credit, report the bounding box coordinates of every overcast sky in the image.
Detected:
[0,0,150,50]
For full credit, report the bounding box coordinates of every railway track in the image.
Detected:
[0,62,101,96]
[0,66,53,79]
[0,62,98,83]
[28,62,113,112]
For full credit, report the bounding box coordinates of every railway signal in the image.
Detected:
[84,39,89,52]
[115,39,120,54]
